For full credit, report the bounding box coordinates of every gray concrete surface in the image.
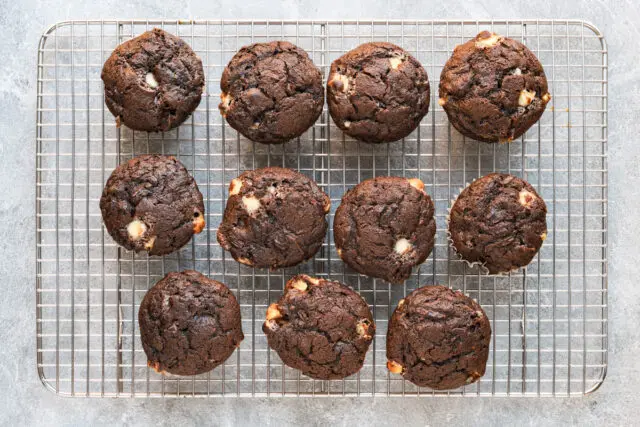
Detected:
[0,0,637,425]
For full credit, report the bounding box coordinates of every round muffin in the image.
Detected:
[439,31,551,143]
[101,28,205,132]
[219,41,324,144]
[100,154,205,256]
[333,176,436,284]
[138,270,244,376]
[448,173,547,274]
[386,285,491,390]
[216,167,330,269]
[327,42,430,143]
[262,274,375,380]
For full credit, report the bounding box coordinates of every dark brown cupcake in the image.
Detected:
[327,42,430,143]
[101,28,204,132]
[263,274,374,380]
[387,285,491,390]
[100,155,205,256]
[448,173,547,274]
[217,167,331,269]
[333,176,436,284]
[139,270,243,376]
[439,31,551,143]
[219,41,324,144]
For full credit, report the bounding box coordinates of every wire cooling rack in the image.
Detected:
[36,20,608,397]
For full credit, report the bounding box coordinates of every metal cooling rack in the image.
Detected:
[36,19,608,397]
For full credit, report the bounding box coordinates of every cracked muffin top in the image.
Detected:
[100,154,205,256]
[262,274,375,380]
[101,28,205,132]
[448,173,547,274]
[216,167,331,269]
[333,176,436,284]
[386,285,491,390]
[219,41,324,144]
[327,42,430,143]
[138,270,243,376]
[439,31,551,143]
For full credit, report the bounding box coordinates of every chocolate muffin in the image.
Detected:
[139,270,243,376]
[101,28,205,132]
[386,285,491,390]
[262,274,375,380]
[448,173,547,274]
[333,176,436,284]
[219,41,324,144]
[327,42,430,143]
[100,154,205,256]
[439,31,551,143]
[216,167,331,269]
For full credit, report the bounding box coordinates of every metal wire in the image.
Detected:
[35,20,608,397]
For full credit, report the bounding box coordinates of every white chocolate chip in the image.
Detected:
[237,257,253,266]
[394,238,413,255]
[145,72,159,89]
[330,73,350,93]
[438,97,447,107]
[242,195,261,214]
[518,89,536,107]
[291,280,308,292]
[389,56,404,70]
[266,304,282,321]
[398,298,405,308]
[267,185,277,194]
[541,232,547,241]
[387,360,404,374]
[356,319,371,338]
[343,120,351,129]
[475,32,503,49]
[542,93,552,103]
[336,248,343,258]
[408,178,425,192]
[466,372,481,384]
[229,178,243,196]
[148,361,162,373]
[144,236,156,251]
[127,219,147,241]
[193,214,205,234]
[219,92,233,116]
[476,310,484,318]
[512,68,522,75]
[300,275,320,285]
[518,189,537,207]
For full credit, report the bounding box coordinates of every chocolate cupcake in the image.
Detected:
[439,31,551,143]
[327,42,430,143]
[101,28,204,132]
[100,155,205,256]
[219,41,324,144]
[217,167,331,269]
[448,173,547,274]
[263,274,375,380]
[139,270,243,376]
[333,176,436,284]
[387,285,491,390]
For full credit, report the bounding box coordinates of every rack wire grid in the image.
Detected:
[36,19,608,397]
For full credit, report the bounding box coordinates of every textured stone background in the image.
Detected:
[1,0,637,425]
